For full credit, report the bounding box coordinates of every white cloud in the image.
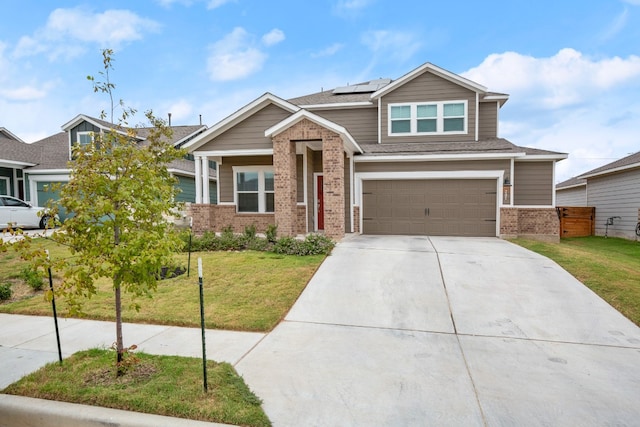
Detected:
[623,0,640,5]
[598,8,629,42]
[262,29,285,47]
[207,27,267,81]
[13,7,160,60]
[311,43,344,58]
[361,30,421,62]
[462,48,640,108]
[207,0,235,9]
[463,49,640,182]
[335,0,373,15]
[165,99,194,122]
[0,85,48,101]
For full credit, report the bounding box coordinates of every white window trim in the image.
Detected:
[232,166,274,213]
[76,131,94,146]
[388,100,468,136]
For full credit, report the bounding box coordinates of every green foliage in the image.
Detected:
[265,224,278,243]
[20,267,44,291]
[183,227,334,256]
[0,283,12,301]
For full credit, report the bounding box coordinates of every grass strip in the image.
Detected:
[2,348,271,426]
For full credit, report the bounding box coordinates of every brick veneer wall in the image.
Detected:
[188,204,275,235]
[297,205,307,235]
[271,118,345,239]
[500,207,559,242]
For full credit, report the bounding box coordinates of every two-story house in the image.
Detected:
[1,115,217,222]
[183,61,566,241]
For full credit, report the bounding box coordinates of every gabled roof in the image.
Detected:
[578,151,640,179]
[184,93,300,151]
[61,114,132,139]
[0,129,37,168]
[0,127,25,143]
[264,110,363,155]
[556,176,587,190]
[371,62,489,99]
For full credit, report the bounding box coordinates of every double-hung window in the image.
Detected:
[234,167,274,213]
[389,101,467,135]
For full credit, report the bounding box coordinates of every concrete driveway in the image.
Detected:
[236,235,640,426]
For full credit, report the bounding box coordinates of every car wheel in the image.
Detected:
[39,215,53,229]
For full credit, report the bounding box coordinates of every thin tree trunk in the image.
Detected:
[114,221,124,375]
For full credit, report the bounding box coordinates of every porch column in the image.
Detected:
[273,135,297,236]
[201,156,210,204]
[322,133,345,239]
[194,155,203,204]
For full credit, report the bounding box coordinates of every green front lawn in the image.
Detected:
[3,349,271,426]
[511,236,640,326]
[0,240,324,332]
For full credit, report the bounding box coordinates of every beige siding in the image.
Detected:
[380,72,477,144]
[198,104,290,151]
[513,162,554,206]
[478,102,498,139]
[313,107,378,143]
[296,154,304,203]
[355,159,510,175]
[219,156,273,202]
[344,153,351,233]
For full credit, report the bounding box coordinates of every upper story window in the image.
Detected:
[76,131,95,146]
[389,101,467,136]
[233,166,274,213]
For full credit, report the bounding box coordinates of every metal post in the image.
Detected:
[187,218,193,277]
[46,250,62,364]
[198,258,208,392]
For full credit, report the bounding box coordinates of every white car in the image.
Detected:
[0,195,57,229]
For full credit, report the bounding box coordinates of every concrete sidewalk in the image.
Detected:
[0,313,265,389]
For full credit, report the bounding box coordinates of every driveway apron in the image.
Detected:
[236,235,640,427]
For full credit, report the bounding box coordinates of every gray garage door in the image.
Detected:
[362,179,497,237]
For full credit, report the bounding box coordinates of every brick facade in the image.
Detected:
[189,204,275,235]
[500,207,559,242]
[271,118,345,239]
[353,206,360,233]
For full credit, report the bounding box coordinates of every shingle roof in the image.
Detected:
[578,151,640,178]
[556,176,587,189]
[357,138,564,157]
[288,89,374,106]
[0,133,39,165]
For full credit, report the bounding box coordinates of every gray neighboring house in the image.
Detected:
[556,176,587,206]
[1,115,217,222]
[556,151,640,240]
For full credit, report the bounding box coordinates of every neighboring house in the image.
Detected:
[0,127,33,200]
[557,151,640,240]
[556,176,587,206]
[1,115,217,222]
[184,61,566,241]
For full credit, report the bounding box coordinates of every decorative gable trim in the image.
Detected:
[371,62,488,100]
[264,109,363,155]
[183,93,300,151]
[61,114,130,137]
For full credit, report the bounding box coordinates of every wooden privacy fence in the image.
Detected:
[557,206,595,238]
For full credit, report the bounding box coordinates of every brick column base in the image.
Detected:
[500,207,559,242]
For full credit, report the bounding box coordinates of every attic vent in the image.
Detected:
[332,78,392,94]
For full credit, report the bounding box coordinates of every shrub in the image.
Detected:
[265,224,278,243]
[300,233,335,255]
[243,224,257,240]
[218,225,243,251]
[0,283,12,301]
[20,267,44,291]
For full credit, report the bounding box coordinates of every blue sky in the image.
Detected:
[1,0,639,182]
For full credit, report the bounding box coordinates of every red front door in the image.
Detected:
[317,175,324,230]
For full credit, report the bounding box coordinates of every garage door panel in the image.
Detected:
[362,179,497,237]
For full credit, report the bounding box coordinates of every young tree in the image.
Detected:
[49,49,185,372]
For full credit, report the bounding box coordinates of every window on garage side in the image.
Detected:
[234,167,275,213]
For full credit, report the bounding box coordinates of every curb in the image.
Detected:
[0,394,235,427]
